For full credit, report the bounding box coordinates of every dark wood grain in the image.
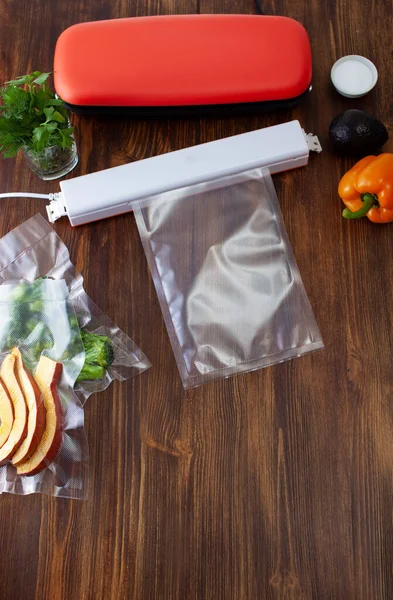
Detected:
[0,1,393,599]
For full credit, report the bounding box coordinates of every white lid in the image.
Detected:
[331,55,378,98]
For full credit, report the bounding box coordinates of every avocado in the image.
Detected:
[329,109,389,156]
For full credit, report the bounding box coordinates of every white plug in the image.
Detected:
[46,193,68,223]
[0,191,65,222]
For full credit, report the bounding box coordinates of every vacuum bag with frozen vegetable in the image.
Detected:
[0,279,87,498]
[0,214,151,400]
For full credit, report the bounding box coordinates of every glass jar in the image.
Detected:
[23,140,78,181]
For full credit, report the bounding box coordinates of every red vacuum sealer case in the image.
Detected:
[54,15,312,116]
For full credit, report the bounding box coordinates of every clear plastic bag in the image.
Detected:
[134,168,323,388]
[0,280,87,498]
[0,214,151,400]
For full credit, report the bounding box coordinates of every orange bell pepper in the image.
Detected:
[339,153,393,223]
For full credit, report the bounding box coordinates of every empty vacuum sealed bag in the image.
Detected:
[134,168,323,388]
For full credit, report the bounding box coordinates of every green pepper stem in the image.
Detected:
[342,193,378,220]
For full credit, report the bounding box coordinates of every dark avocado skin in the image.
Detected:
[329,109,389,156]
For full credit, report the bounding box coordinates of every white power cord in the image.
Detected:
[0,192,61,200]
[0,191,67,222]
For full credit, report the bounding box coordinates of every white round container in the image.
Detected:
[331,55,378,98]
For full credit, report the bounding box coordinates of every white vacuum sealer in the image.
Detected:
[45,120,321,225]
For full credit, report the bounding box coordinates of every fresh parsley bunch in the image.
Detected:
[0,71,74,158]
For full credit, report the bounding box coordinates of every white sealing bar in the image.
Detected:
[50,120,321,225]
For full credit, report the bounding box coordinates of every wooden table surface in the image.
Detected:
[1,1,393,599]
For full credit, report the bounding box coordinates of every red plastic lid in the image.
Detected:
[54,15,312,107]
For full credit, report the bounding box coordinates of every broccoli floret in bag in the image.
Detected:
[81,331,114,367]
[11,280,43,304]
[76,363,105,382]
[28,299,44,313]
[76,331,114,382]
[61,310,84,362]
[3,282,47,353]
[68,314,79,331]
[10,283,29,303]
[24,317,41,336]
